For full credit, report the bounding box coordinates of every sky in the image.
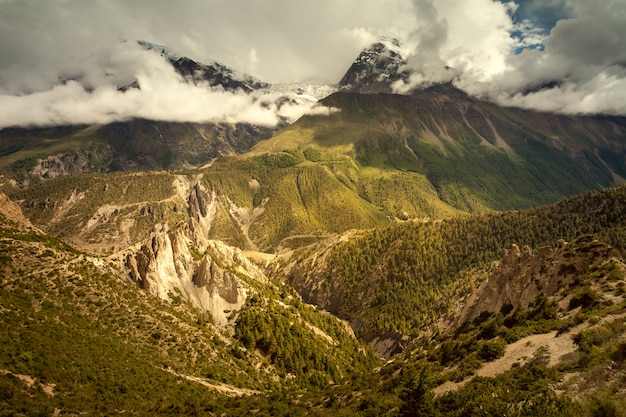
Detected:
[0,0,625,129]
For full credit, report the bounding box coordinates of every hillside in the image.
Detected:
[305,234,626,416]
[279,184,626,352]
[1,165,389,255]
[254,87,626,212]
[0,192,377,415]
[0,120,277,180]
[3,184,626,415]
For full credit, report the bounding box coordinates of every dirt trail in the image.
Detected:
[243,250,276,262]
[162,367,260,396]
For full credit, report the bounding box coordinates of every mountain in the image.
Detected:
[253,85,626,213]
[0,41,328,180]
[3,39,626,415]
[137,40,269,92]
[339,37,410,93]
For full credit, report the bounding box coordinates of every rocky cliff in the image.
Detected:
[0,191,34,229]
[456,236,623,326]
[122,178,267,325]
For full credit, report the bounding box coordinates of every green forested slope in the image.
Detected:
[287,185,626,337]
[3,151,458,253]
[255,88,626,212]
[0,208,376,415]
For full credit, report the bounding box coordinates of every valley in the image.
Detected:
[1,37,626,416]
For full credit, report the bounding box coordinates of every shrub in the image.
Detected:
[573,326,612,354]
[585,393,626,417]
[477,338,507,361]
[569,288,602,310]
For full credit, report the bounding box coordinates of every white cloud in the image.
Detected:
[479,0,626,115]
[393,0,516,92]
[495,72,626,116]
[393,0,626,116]
[511,19,546,50]
[0,43,336,129]
[0,0,418,87]
[0,0,625,127]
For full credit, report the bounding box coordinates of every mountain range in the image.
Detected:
[1,39,626,415]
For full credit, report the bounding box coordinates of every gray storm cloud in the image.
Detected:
[0,0,625,129]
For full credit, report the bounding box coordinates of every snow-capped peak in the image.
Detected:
[338,37,410,93]
[137,40,181,61]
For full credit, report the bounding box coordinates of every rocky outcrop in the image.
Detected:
[0,191,34,229]
[124,224,266,325]
[185,182,217,247]
[122,178,267,325]
[457,237,619,326]
[12,168,267,325]
[30,148,115,179]
[193,256,239,302]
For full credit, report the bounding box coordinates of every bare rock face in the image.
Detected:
[185,182,217,248]
[0,192,34,229]
[284,239,342,314]
[30,149,115,180]
[457,237,618,326]
[192,256,239,304]
[189,183,211,219]
[123,224,266,325]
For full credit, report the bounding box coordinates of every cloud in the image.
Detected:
[0,42,337,129]
[489,71,626,116]
[0,0,415,88]
[392,0,515,93]
[0,0,625,128]
[392,0,626,116]
[482,0,626,115]
[0,0,405,128]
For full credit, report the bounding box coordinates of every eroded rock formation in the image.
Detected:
[123,180,266,325]
[457,237,619,326]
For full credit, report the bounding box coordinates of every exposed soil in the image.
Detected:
[161,367,260,396]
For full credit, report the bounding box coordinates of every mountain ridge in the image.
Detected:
[3,38,626,415]
[137,39,269,93]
